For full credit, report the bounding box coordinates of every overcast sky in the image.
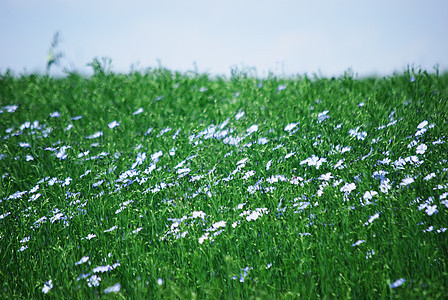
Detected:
[1,0,447,77]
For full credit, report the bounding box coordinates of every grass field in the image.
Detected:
[1,66,448,298]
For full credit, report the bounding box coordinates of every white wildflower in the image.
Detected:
[317,110,330,123]
[104,225,118,233]
[318,172,333,181]
[242,170,256,180]
[300,155,327,169]
[416,144,427,155]
[284,122,299,132]
[351,240,365,247]
[380,179,391,194]
[390,278,405,289]
[246,124,258,134]
[87,275,101,287]
[133,108,144,115]
[75,256,89,266]
[417,120,428,129]
[235,111,245,120]
[42,279,53,293]
[423,173,436,181]
[363,191,378,201]
[425,205,438,216]
[258,137,269,145]
[284,152,295,159]
[104,283,121,294]
[85,131,103,139]
[400,177,414,186]
[340,183,356,194]
[212,220,226,229]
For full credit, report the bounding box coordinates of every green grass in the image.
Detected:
[1,66,448,298]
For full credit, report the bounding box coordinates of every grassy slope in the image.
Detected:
[0,68,448,298]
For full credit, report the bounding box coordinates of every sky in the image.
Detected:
[1,0,447,77]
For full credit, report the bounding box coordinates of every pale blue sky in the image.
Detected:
[1,0,447,77]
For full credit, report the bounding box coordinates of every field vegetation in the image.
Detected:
[1,64,448,298]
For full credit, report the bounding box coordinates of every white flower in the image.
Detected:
[157,278,163,285]
[235,111,245,120]
[236,203,246,210]
[198,233,209,244]
[246,210,262,221]
[415,128,427,137]
[417,120,428,129]
[363,191,378,201]
[423,173,436,181]
[132,227,143,234]
[258,137,269,145]
[277,84,287,91]
[300,155,327,169]
[133,108,144,115]
[246,124,258,134]
[104,225,118,233]
[56,146,70,160]
[284,152,295,159]
[400,177,414,186]
[92,180,104,188]
[157,127,172,137]
[367,213,380,224]
[349,127,367,140]
[380,179,391,193]
[191,211,206,219]
[107,120,120,129]
[212,220,226,229]
[318,172,333,181]
[407,140,417,148]
[42,279,53,293]
[237,157,249,166]
[177,168,190,176]
[317,110,330,123]
[423,226,434,232]
[85,131,103,139]
[242,170,256,180]
[75,256,89,266]
[416,144,427,155]
[390,278,405,289]
[284,122,299,132]
[351,240,365,247]
[83,234,96,240]
[266,160,272,170]
[3,105,18,113]
[425,205,438,216]
[104,283,121,294]
[20,236,30,243]
[151,150,163,162]
[267,175,287,184]
[87,275,101,287]
[93,265,114,273]
[334,159,345,169]
[340,183,356,194]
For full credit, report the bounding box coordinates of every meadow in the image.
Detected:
[1,65,447,298]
